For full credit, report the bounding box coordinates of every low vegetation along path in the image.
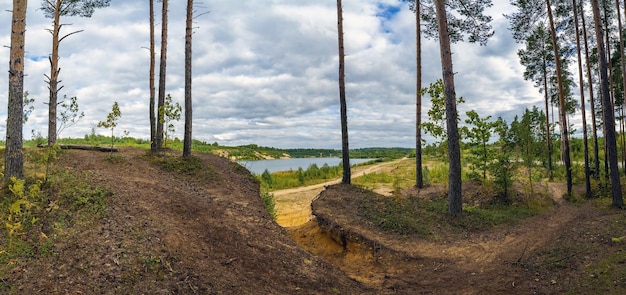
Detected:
[272,158,405,227]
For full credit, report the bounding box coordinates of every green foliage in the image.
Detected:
[464,110,499,182]
[260,163,342,190]
[421,79,465,159]
[488,117,516,202]
[5,178,40,249]
[57,95,85,140]
[261,169,273,186]
[509,107,546,192]
[427,163,449,186]
[26,140,61,182]
[260,183,277,220]
[23,91,35,124]
[97,101,121,149]
[0,169,110,275]
[159,94,182,148]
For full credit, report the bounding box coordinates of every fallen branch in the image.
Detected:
[38,143,118,152]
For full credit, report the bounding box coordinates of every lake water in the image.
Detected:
[238,158,376,174]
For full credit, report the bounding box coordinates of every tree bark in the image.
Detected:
[573,0,591,197]
[616,0,626,176]
[542,42,553,180]
[183,0,193,158]
[156,0,168,150]
[591,0,624,207]
[546,0,572,196]
[6,0,27,179]
[434,0,462,215]
[580,2,600,180]
[149,0,157,152]
[337,0,351,184]
[415,1,424,188]
[47,0,62,145]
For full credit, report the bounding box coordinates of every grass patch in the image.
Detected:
[104,154,127,164]
[579,249,626,293]
[358,189,551,240]
[143,153,214,181]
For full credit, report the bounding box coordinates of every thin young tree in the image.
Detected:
[546,0,573,195]
[337,0,350,184]
[183,0,193,158]
[572,0,591,197]
[156,0,169,150]
[40,0,110,145]
[5,0,28,180]
[590,0,624,207]
[412,0,424,188]
[433,0,493,215]
[580,0,601,180]
[516,24,554,178]
[149,0,157,152]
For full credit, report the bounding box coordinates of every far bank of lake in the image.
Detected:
[238,158,376,174]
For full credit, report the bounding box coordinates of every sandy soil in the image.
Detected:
[273,158,405,227]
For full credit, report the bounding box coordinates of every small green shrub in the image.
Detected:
[261,190,277,221]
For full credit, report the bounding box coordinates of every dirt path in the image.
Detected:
[273,158,407,227]
[295,181,591,293]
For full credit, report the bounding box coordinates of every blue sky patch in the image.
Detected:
[27,55,49,62]
[376,3,401,21]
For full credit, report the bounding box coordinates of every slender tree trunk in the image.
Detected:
[591,0,624,207]
[6,0,27,179]
[542,48,553,180]
[547,0,573,195]
[47,0,62,145]
[156,0,168,150]
[434,0,462,215]
[619,106,626,174]
[337,0,351,184]
[581,2,601,179]
[149,0,157,152]
[573,0,591,197]
[415,2,424,188]
[603,0,612,180]
[183,0,193,158]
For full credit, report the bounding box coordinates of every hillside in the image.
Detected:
[0,148,372,294]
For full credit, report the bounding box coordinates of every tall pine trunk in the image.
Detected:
[183,0,193,158]
[6,0,27,179]
[591,0,624,207]
[337,0,351,184]
[573,0,591,197]
[149,0,157,152]
[546,0,572,195]
[434,0,462,215]
[156,0,168,149]
[542,47,553,180]
[415,2,424,188]
[581,2,601,179]
[617,0,626,175]
[47,0,62,145]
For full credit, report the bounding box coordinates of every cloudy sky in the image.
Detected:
[0,0,552,149]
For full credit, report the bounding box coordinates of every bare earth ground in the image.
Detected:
[3,148,373,294]
[5,148,626,294]
[277,162,626,294]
